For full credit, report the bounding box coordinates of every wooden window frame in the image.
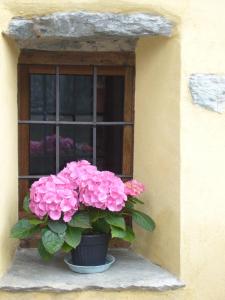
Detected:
[18,51,135,218]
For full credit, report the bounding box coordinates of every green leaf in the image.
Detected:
[110,225,135,242]
[38,240,53,261]
[41,227,48,235]
[11,219,39,239]
[41,229,64,254]
[130,197,144,205]
[61,242,73,253]
[89,210,107,223]
[125,200,134,209]
[64,227,82,248]
[105,214,126,230]
[29,218,46,225]
[132,210,156,231]
[69,212,91,228]
[23,194,30,213]
[110,225,127,239]
[123,226,135,242]
[48,221,67,234]
[92,218,110,234]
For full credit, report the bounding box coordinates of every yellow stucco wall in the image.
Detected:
[133,36,180,275]
[1,0,225,299]
[0,9,19,276]
[0,290,187,300]
[179,0,225,298]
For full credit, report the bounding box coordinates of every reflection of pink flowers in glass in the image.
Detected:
[29,174,79,222]
[61,137,74,152]
[30,141,44,155]
[75,143,93,153]
[45,135,74,153]
[30,135,92,155]
[124,179,145,197]
[45,134,57,153]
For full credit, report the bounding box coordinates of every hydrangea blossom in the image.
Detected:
[29,160,141,223]
[124,179,145,197]
[59,160,98,187]
[29,174,79,222]
[79,170,127,211]
[59,160,127,212]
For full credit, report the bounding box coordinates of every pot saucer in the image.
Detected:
[64,254,115,274]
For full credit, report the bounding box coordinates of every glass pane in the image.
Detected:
[96,126,132,174]
[59,125,93,171]
[30,74,56,120]
[97,76,125,122]
[59,75,93,121]
[19,124,56,175]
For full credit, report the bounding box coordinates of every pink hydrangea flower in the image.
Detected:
[79,170,127,212]
[59,160,127,212]
[59,160,98,187]
[124,179,145,197]
[29,174,79,222]
[30,160,129,222]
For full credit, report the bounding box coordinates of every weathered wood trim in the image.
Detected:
[122,67,135,176]
[18,65,30,216]
[19,51,135,66]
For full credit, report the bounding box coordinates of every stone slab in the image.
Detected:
[0,248,184,292]
[189,73,225,113]
[4,11,173,51]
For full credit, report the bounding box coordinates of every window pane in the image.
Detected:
[19,124,56,175]
[97,76,125,122]
[59,75,93,121]
[96,126,133,175]
[30,74,56,120]
[59,125,93,171]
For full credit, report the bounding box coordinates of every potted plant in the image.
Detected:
[11,160,155,269]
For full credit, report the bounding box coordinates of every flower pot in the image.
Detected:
[71,233,109,266]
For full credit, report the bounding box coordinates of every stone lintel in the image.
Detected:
[4,11,173,51]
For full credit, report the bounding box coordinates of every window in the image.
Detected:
[18,52,135,223]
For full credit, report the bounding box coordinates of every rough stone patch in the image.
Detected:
[0,248,184,292]
[14,38,138,52]
[4,11,173,51]
[189,74,225,113]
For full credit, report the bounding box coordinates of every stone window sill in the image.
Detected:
[0,248,184,292]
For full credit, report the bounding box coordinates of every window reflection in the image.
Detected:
[30,135,74,156]
[30,74,56,120]
[97,76,125,122]
[97,126,123,174]
[59,75,93,121]
[59,126,93,170]
[19,69,132,178]
[29,125,56,175]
